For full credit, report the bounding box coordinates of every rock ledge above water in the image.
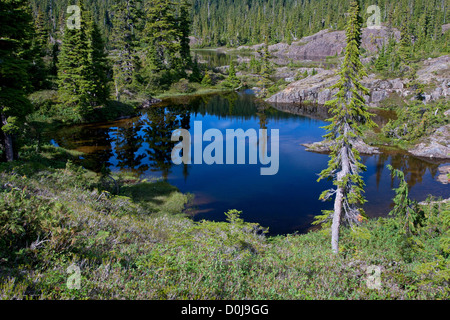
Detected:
[302,139,380,155]
[409,125,450,160]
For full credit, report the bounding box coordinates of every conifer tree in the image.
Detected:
[385,35,398,73]
[26,0,450,50]
[87,17,110,105]
[144,0,180,74]
[375,44,387,72]
[189,54,202,83]
[259,34,273,81]
[257,33,273,92]
[0,0,34,161]
[111,0,143,101]
[34,8,49,56]
[177,0,192,72]
[28,7,48,90]
[388,165,424,235]
[316,0,376,254]
[201,72,212,87]
[57,0,96,120]
[222,60,240,89]
[50,42,59,76]
[143,0,193,89]
[249,56,260,73]
[398,9,412,71]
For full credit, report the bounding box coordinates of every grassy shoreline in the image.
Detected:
[154,86,233,100]
[0,144,448,300]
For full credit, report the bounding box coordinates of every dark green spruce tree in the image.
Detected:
[34,8,49,55]
[189,54,202,83]
[87,17,110,105]
[257,32,273,94]
[315,0,376,254]
[28,7,49,90]
[144,0,181,88]
[375,44,387,72]
[111,0,143,101]
[222,60,241,89]
[387,165,424,235]
[398,9,412,72]
[0,0,34,161]
[57,1,96,121]
[177,0,193,73]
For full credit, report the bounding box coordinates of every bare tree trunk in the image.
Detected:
[331,143,350,254]
[332,184,344,254]
[1,114,15,162]
[114,77,121,102]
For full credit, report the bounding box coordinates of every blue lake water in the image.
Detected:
[51,92,450,235]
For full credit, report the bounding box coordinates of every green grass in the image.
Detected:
[120,180,192,214]
[8,75,450,300]
[155,86,231,100]
[0,144,448,300]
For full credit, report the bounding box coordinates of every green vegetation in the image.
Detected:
[8,0,446,132]
[0,148,448,299]
[201,72,212,87]
[0,0,245,160]
[381,100,449,147]
[369,5,449,79]
[266,80,288,98]
[143,0,192,92]
[316,0,377,254]
[0,0,34,161]
[26,0,449,49]
[388,165,425,235]
[1,0,449,301]
[56,1,109,122]
[189,0,448,48]
[110,0,144,101]
[221,61,241,90]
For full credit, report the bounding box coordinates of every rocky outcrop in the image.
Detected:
[302,139,380,155]
[416,55,450,102]
[251,23,449,106]
[266,70,400,106]
[409,125,450,159]
[267,70,339,104]
[284,27,394,59]
[442,24,450,34]
[238,27,400,60]
[189,36,202,47]
[436,165,450,185]
[140,97,162,108]
[417,55,450,81]
[272,67,323,82]
[267,55,450,106]
[410,141,450,159]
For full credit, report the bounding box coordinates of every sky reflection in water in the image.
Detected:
[52,92,449,236]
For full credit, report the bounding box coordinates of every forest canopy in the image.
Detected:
[29,0,450,47]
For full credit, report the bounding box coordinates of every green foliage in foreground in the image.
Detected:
[388,165,425,235]
[0,151,448,299]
